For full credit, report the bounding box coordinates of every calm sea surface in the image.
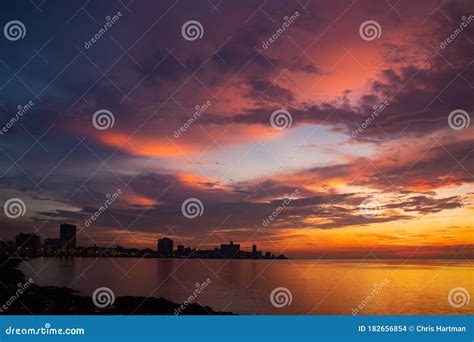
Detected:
[20,258,473,315]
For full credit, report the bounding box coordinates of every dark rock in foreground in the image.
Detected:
[0,258,233,315]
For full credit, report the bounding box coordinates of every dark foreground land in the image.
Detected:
[0,258,233,315]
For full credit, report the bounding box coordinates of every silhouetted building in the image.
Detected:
[220,241,240,258]
[44,238,61,250]
[60,224,76,249]
[176,244,185,256]
[251,244,262,258]
[15,233,41,256]
[157,237,173,257]
[195,249,215,258]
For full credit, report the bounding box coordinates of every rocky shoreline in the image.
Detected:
[0,258,233,315]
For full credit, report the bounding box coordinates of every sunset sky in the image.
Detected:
[0,0,472,258]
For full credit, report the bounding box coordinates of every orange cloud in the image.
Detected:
[97,132,199,157]
[94,123,282,159]
[123,193,158,207]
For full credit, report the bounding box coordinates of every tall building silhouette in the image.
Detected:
[157,237,173,257]
[44,238,61,249]
[60,224,76,249]
[15,233,41,256]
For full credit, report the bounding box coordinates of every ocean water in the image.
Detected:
[20,258,473,315]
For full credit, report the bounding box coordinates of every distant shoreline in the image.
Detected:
[17,255,474,261]
[26,255,290,260]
